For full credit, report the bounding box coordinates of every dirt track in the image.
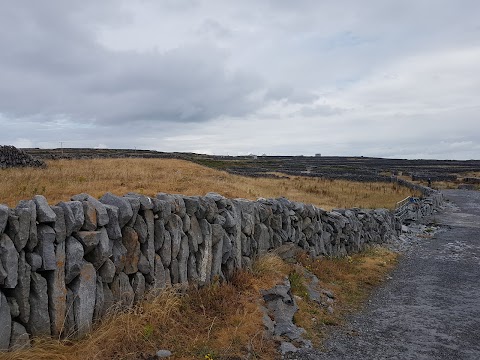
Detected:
[288,190,480,360]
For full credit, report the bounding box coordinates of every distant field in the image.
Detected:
[0,158,418,209]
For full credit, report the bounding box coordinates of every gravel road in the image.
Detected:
[287,189,480,360]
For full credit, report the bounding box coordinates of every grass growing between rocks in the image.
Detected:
[1,249,398,359]
[1,255,289,360]
[0,158,417,210]
[289,246,398,346]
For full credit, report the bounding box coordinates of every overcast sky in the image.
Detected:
[1,1,479,159]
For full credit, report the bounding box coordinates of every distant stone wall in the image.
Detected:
[0,191,441,351]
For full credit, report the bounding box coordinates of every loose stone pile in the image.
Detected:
[0,146,45,169]
[0,191,404,351]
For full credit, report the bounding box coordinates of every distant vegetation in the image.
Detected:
[0,158,418,210]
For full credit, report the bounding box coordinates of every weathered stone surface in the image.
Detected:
[134,215,148,243]
[102,282,114,316]
[26,252,42,272]
[153,199,172,220]
[153,254,166,289]
[131,272,146,302]
[34,195,56,223]
[112,240,127,274]
[70,262,96,338]
[26,272,51,336]
[211,238,224,282]
[98,258,116,283]
[85,227,111,269]
[211,224,225,246]
[0,234,18,288]
[93,276,105,322]
[182,214,191,232]
[13,251,31,323]
[183,196,199,215]
[122,226,140,274]
[125,193,154,210]
[138,252,151,274]
[197,219,213,284]
[166,214,183,259]
[0,205,8,234]
[46,241,67,336]
[65,236,85,284]
[170,258,179,284]
[58,201,82,236]
[36,224,57,271]
[7,296,19,318]
[76,230,101,254]
[143,209,155,278]
[178,235,189,284]
[154,219,165,252]
[81,200,98,231]
[187,253,199,282]
[0,261,6,285]
[72,193,109,227]
[9,321,30,351]
[160,231,172,268]
[104,204,122,240]
[64,288,75,338]
[8,207,31,251]
[51,205,67,243]
[17,200,38,251]
[0,291,12,351]
[99,193,133,228]
[187,215,202,253]
[111,272,134,307]
[124,196,140,227]
[254,223,271,253]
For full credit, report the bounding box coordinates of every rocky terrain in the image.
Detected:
[0,146,45,169]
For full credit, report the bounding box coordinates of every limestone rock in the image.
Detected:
[7,206,31,251]
[100,193,133,228]
[143,209,155,279]
[70,262,96,338]
[58,201,84,235]
[51,205,67,243]
[124,196,140,227]
[187,215,202,253]
[112,240,127,274]
[26,252,42,272]
[122,226,140,274]
[153,254,166,289]
[46,241,67,336]
[138,252,151,274]
[65,236,85,284]
[0,291,12,351]
[71,193,109,227]
[9,321,30,351]
[76,230,101,254]
[134,215,148,243]
[13,251,31,324]
[85,227,111,269]
[34,195,56,223]
[98,258,116,283]
[81,201,98,231]
[26,273,51,336]
[125,193,154,211]
[131,272,146,302]
[197,219,213,284]
[93,276,105,322]
[154,219,165,252]
[17,200,38,252]
[111,272,134,307]
[166,214,183,259]
[160,231,172,268]
[0,205,8,234]
[0,234,18,288]
[178,235,189,284]
[36,224,57,271]
[104,204,122,240]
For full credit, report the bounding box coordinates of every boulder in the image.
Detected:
[0,291,12,351]
[153,254,166,289]
[134,215,148,243]
[33,195,56,223]
[58,201,84,235]
[125,193,154,211]
[98,258,116,283]
[25,252,42,272]
[81,201,98,231]
[122,227,140,274]
[111,240,127,274]
[17,200,38,252]
[36,224,57,271]
[0,234,18,288]
[111,272,134,307]
[85,227,111,269]
[71,193,109,227]
[131,272,146,302]
[166,214,183,259]
[7,206,31,251]
[76,230,101,254]
[51,205,67,243]
[160,231,172,268]
[26,273,51,336]
[70,262,96,338]
[154,219,166,252]
[46,241,67,336]
[104,204,122,240]
[124,196,140,227]
[65,236,85,284]
[0,205,8,234]
[93,276,105,322]
[99,193,133,228]
[13,251,31,324]
[9,321,30,351]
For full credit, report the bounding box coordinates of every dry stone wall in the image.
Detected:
[0,191,410,350]
[0,146,45,169]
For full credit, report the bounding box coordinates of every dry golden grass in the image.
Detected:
[0,158,417,210]
[290,247,398,345]
[2,255,289,360]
